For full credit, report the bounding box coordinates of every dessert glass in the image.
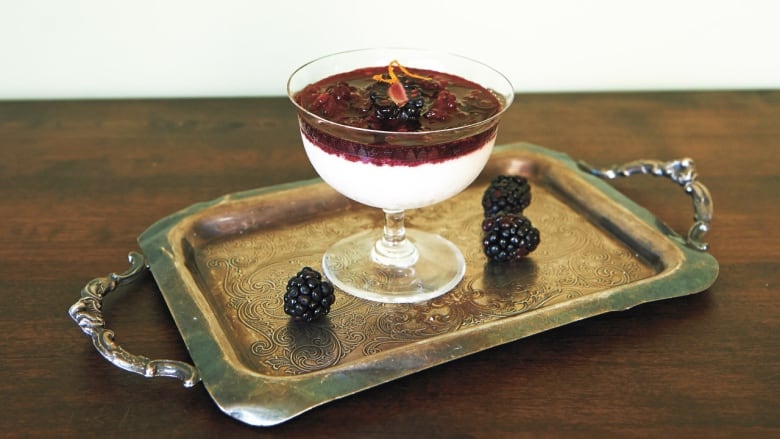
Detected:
[287,48,514,303]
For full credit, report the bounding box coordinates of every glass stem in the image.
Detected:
[371,209,419,268]
[383,209,406,247]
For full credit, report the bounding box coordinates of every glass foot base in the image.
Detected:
[322,229,466,303]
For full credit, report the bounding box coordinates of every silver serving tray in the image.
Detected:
[69,143,718,426]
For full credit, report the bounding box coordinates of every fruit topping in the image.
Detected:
[481,214,540,262]
[482,175,532,217]
[387,81,409,107]
[283,267,336,322]
[294,60,502,132]
[365,60,437,131]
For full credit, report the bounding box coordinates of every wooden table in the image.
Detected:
[1,91,778,438]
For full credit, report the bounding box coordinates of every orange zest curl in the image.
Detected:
[372,60,432,85]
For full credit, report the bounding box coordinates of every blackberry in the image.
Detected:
[283,267,336,322]
[482,175,532,217]
[481,214,540,262]
[398,95,425,120]
[369,82,426,130]
[370,91,400,120]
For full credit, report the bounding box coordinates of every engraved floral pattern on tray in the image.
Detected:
[193,182,655,376]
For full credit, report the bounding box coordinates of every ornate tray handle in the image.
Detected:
[68,251,201,387]
[578,157,713,251]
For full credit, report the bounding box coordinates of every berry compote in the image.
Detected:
[294,61,503,133]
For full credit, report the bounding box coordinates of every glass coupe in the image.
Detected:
[287,48,514,303]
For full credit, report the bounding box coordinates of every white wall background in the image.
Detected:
[1,0,778,100]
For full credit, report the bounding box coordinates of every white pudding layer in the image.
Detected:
[301,133,495,210]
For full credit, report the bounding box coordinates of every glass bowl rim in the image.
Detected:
[286,47,515,139]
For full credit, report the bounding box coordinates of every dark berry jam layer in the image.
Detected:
[294,66,502,133]
[301,120,497,167]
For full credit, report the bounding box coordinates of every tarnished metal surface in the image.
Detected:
[68,252,201,387]
[578,157,713,251]
[130,142,717,426]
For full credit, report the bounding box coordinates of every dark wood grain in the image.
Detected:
[1,91,778,438]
